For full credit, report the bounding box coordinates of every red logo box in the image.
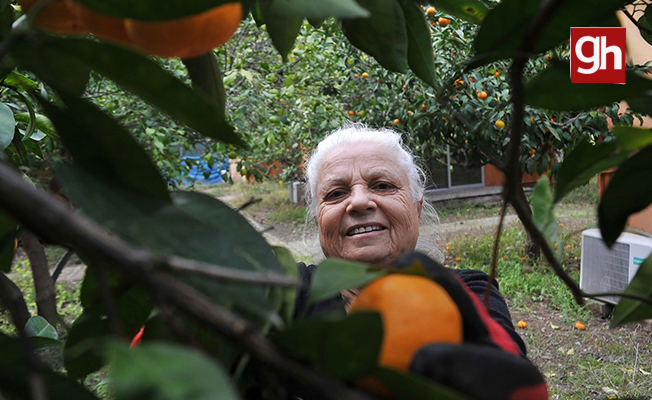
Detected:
[570,27,626,84]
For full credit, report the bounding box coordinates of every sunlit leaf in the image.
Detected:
[37,93,170,202]
[12,34,244,146]
[13,112,59,141]
[274,311,382,380]
[308,258,385,306]
[553,140,629,203]
[613,126,652,151]
[24,316,59,340]
[402,1,436,88]
[270,0,369,19]
[108,341,240,400]
[525,61,652,111]
[473,0,626,67]
[531,176,559,255]
[340,0,408,73]
[429,0,488,24]
[0,102,14,152]
[598,145,652,246]
[72,0,236,21]
[2,70,39,92]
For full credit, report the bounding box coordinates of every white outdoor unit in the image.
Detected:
[580,228,652,305]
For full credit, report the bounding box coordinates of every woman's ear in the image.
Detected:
[417,198,423,218]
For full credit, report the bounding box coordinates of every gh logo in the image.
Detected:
[570,27,626,84]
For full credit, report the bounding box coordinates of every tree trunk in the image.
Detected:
[20,231,60,326]
[514,182,541,259]
[0,271,31,333]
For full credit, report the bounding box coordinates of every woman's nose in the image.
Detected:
[346,187,376,214]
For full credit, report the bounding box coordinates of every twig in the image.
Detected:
[236,196,262,211]
[484,201,508,307]
[0,162,368,400]
[51,249,73,283]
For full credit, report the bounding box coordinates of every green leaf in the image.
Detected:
[3,70,39,92]
[272,246,299,323]
[473,0,627,67]
[36,92,170,202]
[525,61,652,111]
[73,0,237,21]
[0,210,17,273]
[598,145,652,246]
[270,0,369,19]
[11,34,244,147]
[531,176,559,254]
[429,0,489,24]
[340,0,408,73]
[183,53,226,119]
[374,367,471,400]
[308,258,385,306]
[13,112,60,141]
[56,166,282,325]
[553,140,630,203]
[613,126,652,151]
[402,1,436,88]
[65,287,152,379]
[274,311,382,380]
[261,3,303,60]
[24,316,59,340]
[108,341,240,400]
[0,102,15,152]
[610,255,652,328]
[0,364,98,400]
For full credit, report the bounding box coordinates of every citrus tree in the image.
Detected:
[1,0,652,399]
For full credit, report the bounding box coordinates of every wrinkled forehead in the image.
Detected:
[316,142,408,185]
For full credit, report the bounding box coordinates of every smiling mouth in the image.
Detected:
[347,225,386,236]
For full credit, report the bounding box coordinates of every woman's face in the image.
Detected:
[315,141,422,266]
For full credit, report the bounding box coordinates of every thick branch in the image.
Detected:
[0,162,368,400]
[0,270,31,333]
[20,231,60,326]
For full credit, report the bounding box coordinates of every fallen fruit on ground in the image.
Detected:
[518,320,527,329]
[574,321,586,330]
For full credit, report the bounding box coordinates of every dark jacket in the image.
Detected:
[294,262,527,356]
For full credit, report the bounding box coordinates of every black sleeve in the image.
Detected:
[452,269,527,356]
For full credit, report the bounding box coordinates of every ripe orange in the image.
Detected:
[495,120,505,129]
[477,91,488,99]
[18,0,85,34]
[355,73,359,79]
[421,104,427,110]
[348,274,463,371]
[393,118,400,124]
[426,6,436,15]
[574,321,586,330]
[348,110,354,116]
[494,71,500,77]
[65,1,133,45]
[517,320,527,329]
[124,2,242,59]
[438,17,451,26]
[361,72,369,78]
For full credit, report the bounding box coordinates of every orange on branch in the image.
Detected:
[426,6,436,14]
[18,0,85,34]
[124,2,242,59]
[348,274,463,371]
[438,17,451,26]
[65,1,133,45]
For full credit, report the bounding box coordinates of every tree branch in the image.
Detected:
[20,231,60,327]
[0,162,368,400]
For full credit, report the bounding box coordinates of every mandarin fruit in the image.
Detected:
[348,274,463,371]
[18,0,85,34]
[124,2,242,59]
[65,1,133,45]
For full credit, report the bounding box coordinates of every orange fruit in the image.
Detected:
[517,320,527,329]
[355,73,359,79]
[18,0,86,34]
[430,20,437,26]
[361,72,369,78]
[495,120,505,129]
[477,91,488,99]
[574,321,586,330]
[426,6,436,14]
[348,110,354,116]
[421,104,427,110]
[438,17,451,26]
[393,118,400,124]
[124,2,242,59]
[494,71,500,77]
[348,274,463,371]
[65,1,134,45]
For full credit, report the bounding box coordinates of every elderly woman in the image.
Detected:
[294,125,547,400]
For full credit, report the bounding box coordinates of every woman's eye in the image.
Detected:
[374,182,395,191]
[326,190,346,200]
